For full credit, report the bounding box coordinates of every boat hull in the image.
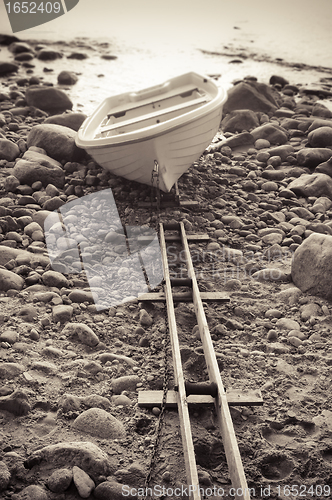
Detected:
[83,106,223,192]
[76,72,227,192]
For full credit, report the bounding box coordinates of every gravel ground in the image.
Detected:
[0,35,332,500]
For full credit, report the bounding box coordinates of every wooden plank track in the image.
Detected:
[140,222,256,500]
[158,223,201,500]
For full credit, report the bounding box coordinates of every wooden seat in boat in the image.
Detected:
[100,96,208,134]
[106,84,201,119]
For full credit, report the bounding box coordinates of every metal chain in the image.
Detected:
[150,160,161,230]
[155,160,161,224]
[142,180,169,498]
[141,317,170,499]
[150,164,156,218]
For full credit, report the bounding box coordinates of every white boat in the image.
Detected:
[75,72,227,192]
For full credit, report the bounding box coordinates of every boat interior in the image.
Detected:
[95,84,212,139]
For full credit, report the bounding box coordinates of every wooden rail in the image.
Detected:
[178,221,251,500]
[139,222,256,500]
[159,223,201,500]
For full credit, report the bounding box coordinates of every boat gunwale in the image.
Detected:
[76,73,227,149]
[76,97,224,149]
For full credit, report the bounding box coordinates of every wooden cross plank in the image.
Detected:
[139,291,230,303]
[138,234,209,243]
[137,200,200,209]
[138,389,263,408]
[164,234,210,242]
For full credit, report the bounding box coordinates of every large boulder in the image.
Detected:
[315,157,332,177]
[288,173,332,199]
[8,41,33,54]
[221,109,259,133]
[292,233,332,300]
[251,123,288,144]
[44,112,87,131]
[308,126,332,147]
[36,48,62,60]
[24,441,116,482]
[296,148,332,168]
[311,196,332,214]
[307,119,332,132]
[269,75,289,88]
[223,81,279,115]
[0,34,20,45]
[25,86,73,113]
[0,62,19,75]
[266,144,295,161]
[0,139,20,161]
[27,124,83,162]
[13,150,65,188]
[217,132,254,149]
[312,104,332,119]
[0,269,24,291]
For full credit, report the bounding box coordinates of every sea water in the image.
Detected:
[0,0,332,114]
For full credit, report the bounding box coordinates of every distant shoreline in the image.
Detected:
[199,48,332,77]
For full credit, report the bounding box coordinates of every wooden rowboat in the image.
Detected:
[75,72,227,192]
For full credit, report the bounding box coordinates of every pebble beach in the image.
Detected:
[0,25,332,500]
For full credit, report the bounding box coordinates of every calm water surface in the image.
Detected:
[1,0,332,114]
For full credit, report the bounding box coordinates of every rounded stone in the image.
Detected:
[57,71,78,85]
[255,139,271,149]
[68,290,95,303]
[256,151,270,162]
[139,309,153,327]
[265,309,282,319]
[276,318,301,331]
[25,86,72,113]
[47,468,73,493]
[72,466,95,498]
[94,481,137,500]
[0,138,20,161]
[0,461,11,491]
[42,270,68,288]
[14,485,48,500]
[72,408,126,439]
[52,305,73,323]
[0,269,24,291]
[62,322,100,347]
[261,181,279,192]
[308,126,332,147]
[288,336,303,347]
[0,330,19,344]
[267,330,278,340]
[291,233,332,300]
[261,232,283,245]
[4,175,20,192]
[111,375,141,394]
[27,124,82,162]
